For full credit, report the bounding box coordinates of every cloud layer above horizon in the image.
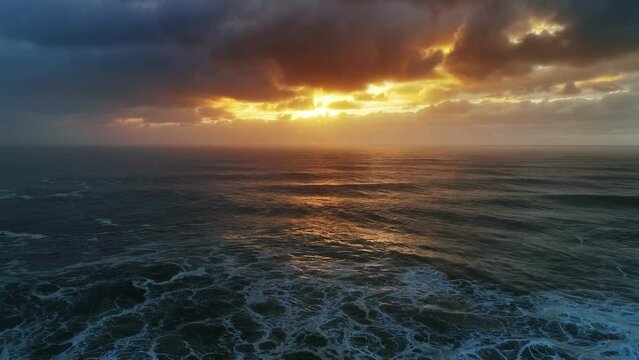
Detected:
[1,0,638,145]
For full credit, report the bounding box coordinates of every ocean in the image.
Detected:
[0,146,638,359]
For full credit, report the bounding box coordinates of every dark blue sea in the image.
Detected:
[1,147,638,359]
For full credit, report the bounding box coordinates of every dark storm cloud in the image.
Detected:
[0,0,638,124]
[0,0,469,118]
[447,0,639,78]
[218,0,464,90]
[0,0,229,47]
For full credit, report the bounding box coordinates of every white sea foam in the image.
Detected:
[2,250,638,359]
[96,218,119,227]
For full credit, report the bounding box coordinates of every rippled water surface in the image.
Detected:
[1,146,638,359]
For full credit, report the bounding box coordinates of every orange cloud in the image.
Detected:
[327,100,361,110]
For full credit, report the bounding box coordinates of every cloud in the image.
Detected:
[275,97,315,111]
[217,1,465,91]
[197,106,235,119]
[446,0,639,79]
[0,0,468,116]
[2,0,637,107]
[0,0,229,47]
[0,0,638,144]
[421,100,473,115]
[354,92,388,102]
[327,100,360,110]
[16,91,628,146]
[559,82,581,95]
[418,91,639,128]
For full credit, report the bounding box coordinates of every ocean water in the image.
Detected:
[0,146,638,359]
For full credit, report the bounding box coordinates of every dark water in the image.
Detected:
[1,146,638,359]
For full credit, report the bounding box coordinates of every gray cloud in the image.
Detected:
[447,0,639,78]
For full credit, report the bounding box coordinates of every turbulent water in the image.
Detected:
[0,146,638,359]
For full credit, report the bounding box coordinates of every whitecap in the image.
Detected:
[96,218,119,227]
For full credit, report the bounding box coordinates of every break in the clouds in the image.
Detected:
[0,0,638,145]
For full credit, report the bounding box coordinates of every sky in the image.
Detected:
[0,0,638,146]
